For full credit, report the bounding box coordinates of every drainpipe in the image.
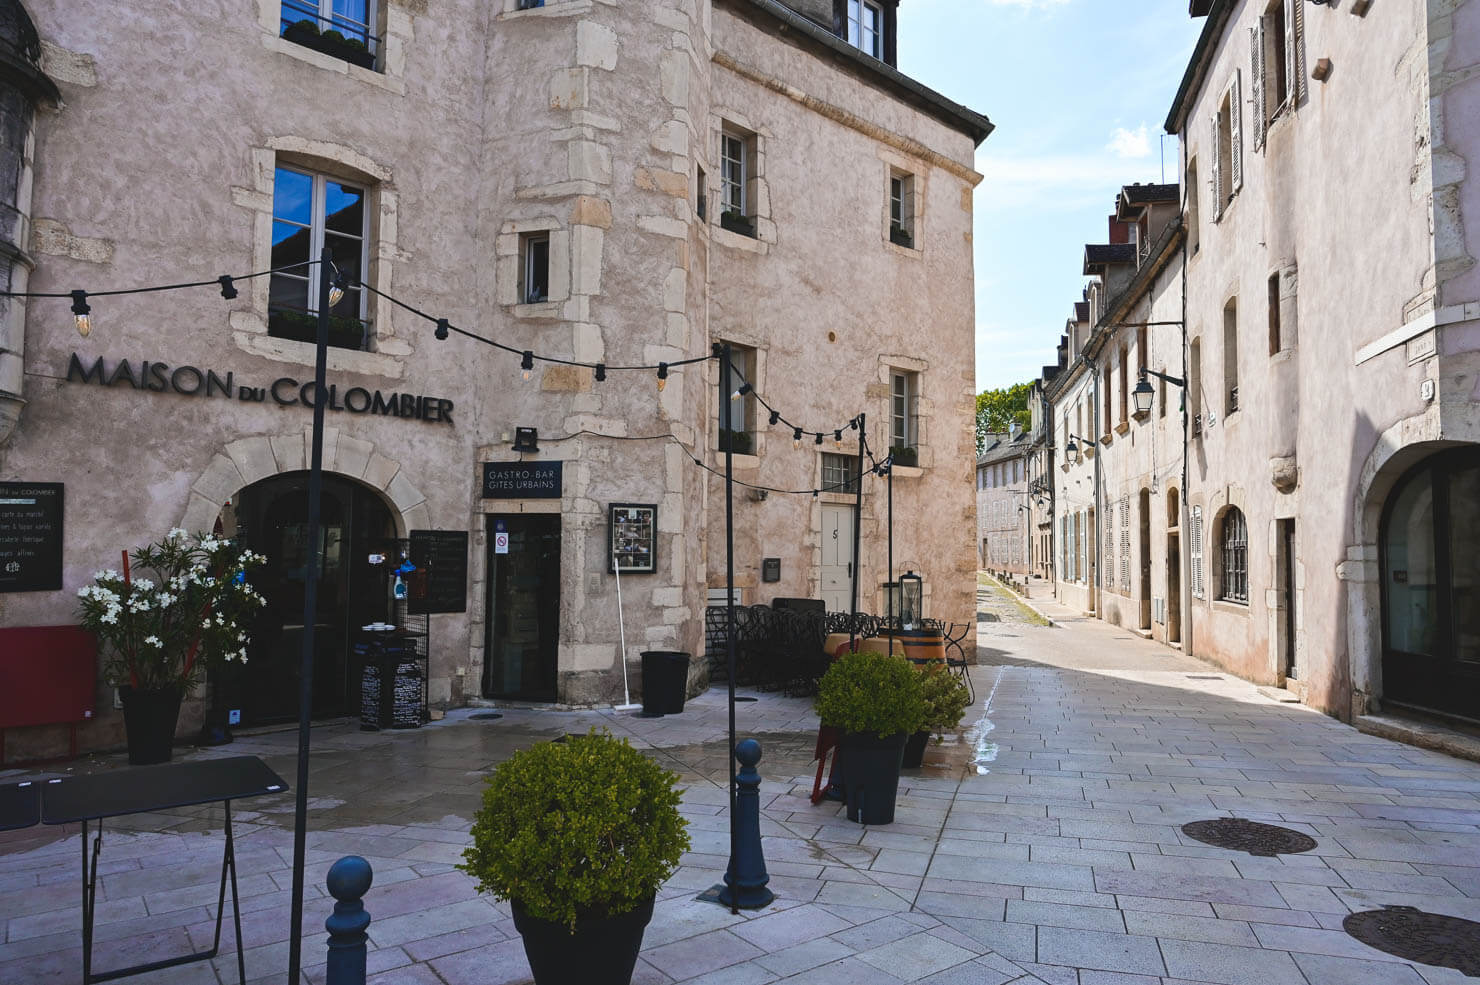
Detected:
[1180,206,1193,657]
[0,8,61,450]
[1088,352,1101,616]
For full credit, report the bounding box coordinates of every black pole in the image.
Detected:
[287,246,332,984]
[721,343,739,915]
[887,449,894,653]
[849,414,865,640]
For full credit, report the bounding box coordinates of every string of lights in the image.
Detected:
[4,259,874,443]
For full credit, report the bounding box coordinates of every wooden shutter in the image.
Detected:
[1288,0,1305,106]
[1229,72,1243,193]
[1250,23,1266,150]
[1210,112,1224,219]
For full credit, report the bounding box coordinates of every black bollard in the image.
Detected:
[719,739,775,909]
[325,856,374,985]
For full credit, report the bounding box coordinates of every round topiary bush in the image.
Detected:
[918,662,971,738]
[461,730,690,931]
[815,649,926,738]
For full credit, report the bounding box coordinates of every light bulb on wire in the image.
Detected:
[521,350,534,381]
[814,432,823,446]
[328,269,347,308]
[834,429,843,448]
[731,382,752,400]
[657,363,669,391]
[70,291,91,338]
[793,427,803,449]
[769,410,780,426]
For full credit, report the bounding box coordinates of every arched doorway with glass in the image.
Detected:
[218,471,397,726]
[1381,446,1480,723]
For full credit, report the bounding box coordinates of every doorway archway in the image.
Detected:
[1380,446,1480,723]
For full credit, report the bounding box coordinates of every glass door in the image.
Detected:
[483,514,561,701]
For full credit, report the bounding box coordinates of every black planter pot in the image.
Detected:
[839,730,907,825]
[118,686,183,765]
[901,730,930,769]
[511,895,655,985]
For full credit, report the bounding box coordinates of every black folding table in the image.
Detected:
[0,779,41,832]
[39,756,288,984]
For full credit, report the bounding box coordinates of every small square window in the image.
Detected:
[847,0,883,59]
[822,453,861,495]
[520,233,549,304]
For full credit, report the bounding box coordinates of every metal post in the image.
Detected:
[287,245,332,983]
[720,343,739,915]
[324,856,373,985]
[886,449,893,653]
[718,740,774,908]
[849,414,865,641]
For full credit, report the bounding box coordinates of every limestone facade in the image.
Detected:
[0,0,988,758]
[975,430,1030,577]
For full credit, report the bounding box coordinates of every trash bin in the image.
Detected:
[640,650,691,716]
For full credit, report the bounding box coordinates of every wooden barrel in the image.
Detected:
[858,636,907,658]
[899,629,945,663]
[823,632,855,659]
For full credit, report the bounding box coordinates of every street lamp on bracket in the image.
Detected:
[1133,368,1186,417]
[1063,433,1096,466]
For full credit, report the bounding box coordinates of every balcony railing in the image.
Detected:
[280,2,382,70]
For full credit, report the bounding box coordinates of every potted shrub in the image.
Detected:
[815,650,925,824]
[77,529,267,764]
[461,730,690,985]
[720,209,756,238]
[903,662,971,767]
[890,444,918,468]
[282,18,320,47]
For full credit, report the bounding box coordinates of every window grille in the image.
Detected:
[1220,508,1249,603]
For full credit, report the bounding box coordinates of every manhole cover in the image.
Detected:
[1180,818,1316,857]
[468,712,503,721]
[1343,906,1480,976]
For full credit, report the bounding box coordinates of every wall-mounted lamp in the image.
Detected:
[1064,433,1095,466]
[512,426,540,453]
[1133,368,1187,417]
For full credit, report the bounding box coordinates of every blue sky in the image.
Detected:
[895,0,1205,393]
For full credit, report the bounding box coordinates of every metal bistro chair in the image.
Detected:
[941,621,975,705]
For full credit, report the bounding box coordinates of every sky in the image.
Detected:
[894,0,1206,394]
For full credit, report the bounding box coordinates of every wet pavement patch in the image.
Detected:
[1343,905,1480,976]
[1180,817,1317,857]
[468,712,503,720]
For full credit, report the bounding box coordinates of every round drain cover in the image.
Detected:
[734,696,758,703]
[1180,818,1317,857]
[469,712,503,721]
[1344,906,1480,976]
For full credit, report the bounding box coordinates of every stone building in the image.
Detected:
[0,0,989,758]
[974,428,1030,578]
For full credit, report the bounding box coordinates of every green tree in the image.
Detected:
[976,382,1033,453]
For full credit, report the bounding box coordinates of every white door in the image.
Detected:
[820,505,854,612]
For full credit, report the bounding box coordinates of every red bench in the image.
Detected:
[0,626,97,763]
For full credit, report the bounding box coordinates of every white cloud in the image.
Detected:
[1107,124,1151,159]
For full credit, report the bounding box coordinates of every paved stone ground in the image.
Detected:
[4,580,1480,984]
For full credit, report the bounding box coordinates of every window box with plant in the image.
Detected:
[889,224,913,249]
[717,428,752,455]
[280,18,376,69]
[889,445,917,468]
[462,730,690,985]
[719,210,756,238]
[815,649,926,825]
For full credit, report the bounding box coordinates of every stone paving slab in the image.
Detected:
[4,581,1480,982]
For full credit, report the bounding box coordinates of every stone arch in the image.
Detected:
[179,429,429,536]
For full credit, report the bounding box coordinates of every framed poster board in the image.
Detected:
[408,529,468,614]
[0,482,63,593]
[609,503,657,574]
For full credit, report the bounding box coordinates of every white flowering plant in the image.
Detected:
[77,529,268,691]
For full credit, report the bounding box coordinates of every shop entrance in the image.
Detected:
[1381,447,1480,722]
[228,472,396,725]
[483,514,561,702]
[820,505,853,612]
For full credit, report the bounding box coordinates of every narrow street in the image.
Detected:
[3,580,1479,984]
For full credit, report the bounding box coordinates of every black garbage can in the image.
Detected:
[640,650,691,716]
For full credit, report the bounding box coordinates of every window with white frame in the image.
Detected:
[891,370,917,452]
[889,170,915,247]
[270,164,370,350]
[1211,73,1242,219]
[718,342,756,453]
[281,0,378,65]
[1250,0,1304,151]
[520,233,549,304]
[847,0,883,59]
[822,453,861,495]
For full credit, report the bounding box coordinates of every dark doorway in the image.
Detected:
[1167,532,1181,644]
[230,472,395,725]
[1138,488,1152,631]
[1381,447,1480,723]
[483,514,562,702]
[1278,519,1297,682]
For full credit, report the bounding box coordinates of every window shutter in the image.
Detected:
[1229,72,1243,193]
[1288,0,1305,106]
[1250,24,1266,150]
[1210,113,1224,219]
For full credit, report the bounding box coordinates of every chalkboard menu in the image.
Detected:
[481,461,562,499]
[0,483,63,593]
[408,529,468,614]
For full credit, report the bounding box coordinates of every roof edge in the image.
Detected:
[1164,0,1232,135]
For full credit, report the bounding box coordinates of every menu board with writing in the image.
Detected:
[408,529,468,614]
[0,483,63,593]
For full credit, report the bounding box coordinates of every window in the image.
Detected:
[1251,0,1301,149]
[1120,498,1131,593]
[1118,345,1129,426]
[719,343,756,452]
[696,164,707,221]
[718,127,757,237]
[1211,74,1242,219]
[1103,366,1112,437]
[1189,338,1203,437]
[891,370,917,451]
[1224,299,1239,416]
[1190,506,1205,598]
[1267,273,1282,355]
[520,233,549,304]
[1185,159,1200,254]
[281,0,378,67]
[847,0,883,59]
[822,454,861,495]
[889,170,915,247]
[270,165,369,351]
[1218,507,1249,603]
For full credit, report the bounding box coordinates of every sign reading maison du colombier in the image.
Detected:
[64,353,454,425]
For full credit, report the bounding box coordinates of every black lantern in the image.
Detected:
[883,581,901,626]
[1133,373,1156,416]
[900,571,923,629]
[1065,438,1080,466]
